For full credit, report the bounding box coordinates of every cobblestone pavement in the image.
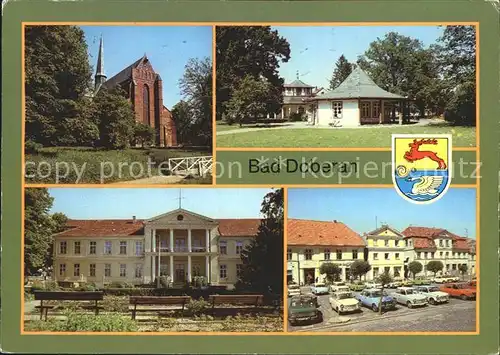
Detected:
[288,286,476,332]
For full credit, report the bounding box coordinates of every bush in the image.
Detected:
[103,288,155,296]
[289,112,305,122]
[186,298,210,316]
[78,282,98,291]
[31,280,60,292]
[108,281,135,289]
[25,310,138,332]
[25,140,43,154]
[101,296,129,313]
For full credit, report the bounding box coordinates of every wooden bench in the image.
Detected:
[129,296,191,320]
[208,294,264,315]
[34,291,104,320]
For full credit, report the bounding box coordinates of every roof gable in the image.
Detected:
[284,79,314,88]
[102,55,154,90]
[366,225,404,239]
[314,67,405,100]
[146,208,218,227]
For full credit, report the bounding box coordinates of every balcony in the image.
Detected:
[151,246,209,253]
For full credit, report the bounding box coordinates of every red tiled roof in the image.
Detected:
[288,219,365,247]
[402,226,446,238]
[216,219,261,237]
[55,218,262,238]
[453,237,471,251]
[402,226,475,251]
[411,237,436,250]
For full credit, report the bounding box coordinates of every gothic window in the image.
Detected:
[143,84,151,125]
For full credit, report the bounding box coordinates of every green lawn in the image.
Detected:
[25,147,211,184]
[216,126,476,148]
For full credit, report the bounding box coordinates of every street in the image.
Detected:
[287,286,476,332]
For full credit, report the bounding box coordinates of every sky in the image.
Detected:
[48,188,272,220]
[288,188,476,239]
[81,26,212,108]
[272,25,444,90]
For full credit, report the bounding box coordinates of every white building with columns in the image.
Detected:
[52,208,260,288]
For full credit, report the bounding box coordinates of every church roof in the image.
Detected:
[284,79,314,88]
[313,67,405,100]
[101,55,149,90]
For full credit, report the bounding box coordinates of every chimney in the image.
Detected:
[132,216,137,223]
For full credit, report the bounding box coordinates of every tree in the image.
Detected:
[216,26,290,120]
[238,189,284,295]
[458,264,468,279]
[426,260,444,277]
[349,260,371,280]
[408,261,423,279]
[178,57,213,147]
[93,87,136,149]
[225,75,272,126]
[319,263,342,283]
[24,189,67,275]
[329,55,353,90]
[377,271,393,315]
[133,123,155,147]
[171,100,193,145]
[25,25,97,147]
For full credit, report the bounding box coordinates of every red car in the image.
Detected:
[440,283,476,300]
[466,280,477,289]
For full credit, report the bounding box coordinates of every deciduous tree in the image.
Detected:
[426,260,444,277]
[319,263,342,283]
[349,260,372,280]
[408,261,423,279]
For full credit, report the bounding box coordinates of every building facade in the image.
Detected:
[93,37,177,147]
[52,209,260,288]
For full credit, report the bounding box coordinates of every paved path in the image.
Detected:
[217,119,435,135]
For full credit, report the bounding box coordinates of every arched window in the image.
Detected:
[143,84,150,125]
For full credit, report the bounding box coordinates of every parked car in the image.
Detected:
[466,280,477,289]
[432,276,447,283]
[413,277,431,286]
[365,281,382,289]
[329,291,361,315]
[287,283,301,297]
[355,288,397,312]
[386,279,403,288]
[415,285,449,305]
[349,282,366,291]
[288,295,323,326]
[402,279,414,286]
[331,285,350,293]
[440,283,476,300]
[391,287,428,308]
[310,283,330,295]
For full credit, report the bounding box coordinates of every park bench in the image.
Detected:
[208,294,264,315]
[34,291,104,320]
[129,296,191,320]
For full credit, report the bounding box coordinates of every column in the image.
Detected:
[281,107,284,119]
[205,229,210,253]
[170,229,174,252]
[205,255,210,283]
[187,255,192,283]
[152,229,156,252]
[152,256,156,281]
[170,255,174,283]
[188,229,192,252]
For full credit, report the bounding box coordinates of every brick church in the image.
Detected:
[93,37,177,147]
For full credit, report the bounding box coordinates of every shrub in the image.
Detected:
[25,140,43,154]
[289,112,305,122]
[186,298,210,316]
[101,296,129,313]
[103,288,155,296]
[108,281,134,289]
[31,280,60,292]
[25,310,138,332]
[78,282,98,291]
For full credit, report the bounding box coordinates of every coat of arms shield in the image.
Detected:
[392,134,452,204]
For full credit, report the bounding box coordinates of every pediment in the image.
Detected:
[146,208,219,227]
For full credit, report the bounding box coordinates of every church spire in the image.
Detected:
[94,35,107,91]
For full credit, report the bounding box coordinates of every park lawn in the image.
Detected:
[216,126,476,148]
[25,147,211,184]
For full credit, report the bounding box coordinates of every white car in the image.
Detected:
[329,291,361,315]
[331,284,350,293]
[310,283,330,295]
[287,284,301,297]
[415,285,449,305]
[391,287,428,308]
[365,281,383,289]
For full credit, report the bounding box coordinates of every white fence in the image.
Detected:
[168,156,213,177]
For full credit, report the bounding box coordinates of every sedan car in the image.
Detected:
[310,283,330,295]
[440,283,476,300]
[329,291,361,315]
[355,288,397,312]
[364,281,383,289]
[391,287,428,308]
[288,295,323,326]
[349,282,366,292]
[415,285,449,305]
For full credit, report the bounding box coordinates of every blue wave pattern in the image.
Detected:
[395,169,449,202]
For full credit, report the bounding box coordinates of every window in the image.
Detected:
[59,241,67,254]
[236,264,243,279]
[394,267,401,277]
[395,240,399,247]
[384,240,389,247]
[135,264,143,278]
[74,241,81,255]
[418,252,422,259]
[104,264,111,277]
[89,241,96,255]
[332,101,343,118]
[236,241,243,255]
[120,264,127,277]
[89,263,96,277]
[431,252,435,259]
[59,264,66,276]
[143,84,151,125]
[104,241,112,255]
[324,249,331,260]
[440,252,443,258]
[384,253,390,260]
[219,264,227,279]
[352,250,358,259]
[373,267,379,276]
[372,101,380,118]
[395,253,400,260]
[192,265,201,277]
[287,248,292,261]
[336,249,342,260]
[439,240,443,247]
[219,241,227,255]
[135,241,144,256]
[446,240,450,247]
[373,253,378,260]
[119,241,127,255]
[361,101,371,118]
[73,263,80,277]
[304,249,313,260]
